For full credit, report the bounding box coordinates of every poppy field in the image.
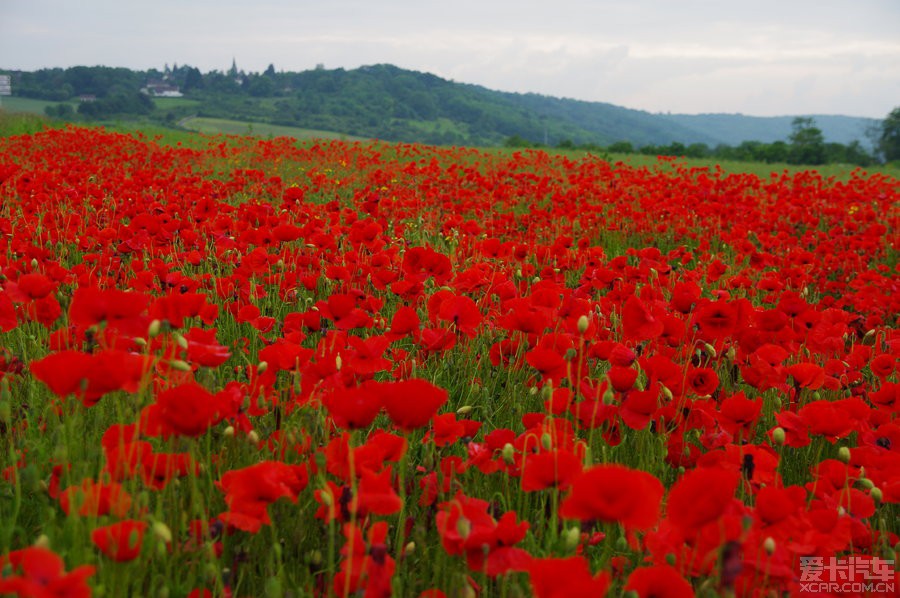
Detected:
[0,126,899,597]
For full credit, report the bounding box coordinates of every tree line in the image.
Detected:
[5,64,900,163]
[519,116,891,167]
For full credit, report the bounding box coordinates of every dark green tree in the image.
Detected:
[879,106,900,162]
[788,117,826,165]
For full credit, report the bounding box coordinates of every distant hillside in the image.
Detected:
[2,62,881,149]
[659,113,879,148]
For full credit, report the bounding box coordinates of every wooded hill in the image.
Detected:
[4,62,878,150]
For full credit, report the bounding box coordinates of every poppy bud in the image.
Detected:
[772,427,786,446]
[152,521,173,544]
[404,541,416,557]
[838,446,851,463]
[541,384,553,402]
[456,405,473,415]
[871,487,883,504]
[133,337,147,347]
[30,258,39,269]
[564,348,578,361]
[615,536,628,551]
[529,386,538,396]
[174,332,188,350]
[148,319,162,338]
[859,477,874,490]
[462,585,477,598]
[702,342,717,358]
[33,534,50,549]
[660,384,673,401]
[665,553,677,566]
[223,425,235,437]
[541,433,553,451]
[602,386,616,405]
[532,276,541,284]
[577,315,589,334]
[456,517,472,539]
[564,526,581,551]
[248,430,260,444]
[257,361,268,374]
[335,354,342,371]
[726,346,736,362]
[319,489,334,507]
[502,443,515,464]
[170,359,191,372]
[763,537,776,555]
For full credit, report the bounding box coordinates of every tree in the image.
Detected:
[879,106,900,162]
[788,117,825,165]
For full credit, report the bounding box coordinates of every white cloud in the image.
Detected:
[0,0,897,116]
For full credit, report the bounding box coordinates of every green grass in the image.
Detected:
[0,96,78,115]
[151,97,203,110]
[178,116,367,141]
[0,109,60,136]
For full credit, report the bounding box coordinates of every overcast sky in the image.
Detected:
[1,0,898,118]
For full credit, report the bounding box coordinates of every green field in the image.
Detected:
[151,96,203,110]
[178,116,367,141]
[0,96,77,114]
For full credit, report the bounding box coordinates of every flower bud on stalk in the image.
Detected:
[871,487,883,504]
[577,314,590,334]
[838,446,851,463]
[502,443,516,465]
[564,527,581,551]
[772,427,786,446]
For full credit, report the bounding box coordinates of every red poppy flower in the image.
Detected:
[608,365,638,392]
[622,294,664,342]
[787,362,826,390]
[0,547,94,598]
[528,556,610,598]
[68,286,149,332]
[322,383,383,430]
[355,466,402,516]
[150,383,224,437]
[59,479,131,518]
[378,378,448,432]
[560,464,664,530]
[520,449,583,492]
[91,519,148,562]
[625,564,695,598]
[666,466,740,533]
[686,367,719,397]
[0,291,18,331]
[217,461,309,533]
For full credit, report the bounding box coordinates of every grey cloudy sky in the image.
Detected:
[1,0,898,117]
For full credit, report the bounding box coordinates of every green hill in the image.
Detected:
[1,62,880,149]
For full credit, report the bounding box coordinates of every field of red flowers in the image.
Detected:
[0,126,898,597]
